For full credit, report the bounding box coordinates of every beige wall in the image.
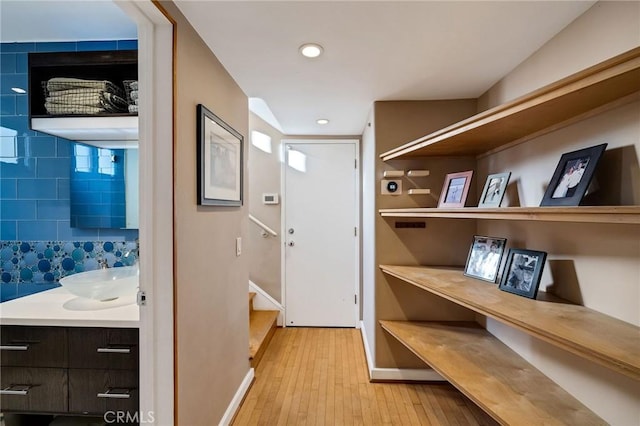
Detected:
[475,2,640,423]
[372,100,480,368]
[478,1,640,111]
[248,113,283,301]
[161,2,250,424]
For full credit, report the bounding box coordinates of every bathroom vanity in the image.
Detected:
[0,288,139,423]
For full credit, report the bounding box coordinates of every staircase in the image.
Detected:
[249,292,279,368]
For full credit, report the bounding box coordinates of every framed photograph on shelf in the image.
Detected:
[540,143,607,207]
[499,249,547,299]
[438,170,473,208]
[197,104,243,206]
[478,172,511,208]
[463,235,507,283]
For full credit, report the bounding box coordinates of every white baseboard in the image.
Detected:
[359,320,376,373]
[359,321,445,382]
[249,280,285,326]
[218,368,254,426]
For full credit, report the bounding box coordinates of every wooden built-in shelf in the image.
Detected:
[380,47,640,160]
[379,265,640,381]
[407,188,431,195]
[379,206,640,224]
[380,320,604,425]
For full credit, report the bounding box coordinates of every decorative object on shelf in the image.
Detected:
[540,143,607,207]
[478,172,511,208]
[464,235,507,283]
[383,170,405,178]
[197,104,244,206]
[499,248,547,299]
[407,170,430,177]
[438,170,473,208]
[124,79,139,113]
[42,78,129,115]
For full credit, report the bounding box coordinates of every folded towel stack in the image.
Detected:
[43,77,129,115]
[125,80,139,114]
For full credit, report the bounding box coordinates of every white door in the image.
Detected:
[283,140,359,327]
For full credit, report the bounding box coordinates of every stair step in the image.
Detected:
[249,309,279,368]
[249,292,256,312]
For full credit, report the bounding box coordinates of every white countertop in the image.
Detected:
[0,287,139,328]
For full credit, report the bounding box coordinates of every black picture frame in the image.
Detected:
[463,235,507,283]
[499,249,547,299]
[197,104,243,206]
[438,170,473,208]
[478,172,511,208]
[540,143,607,206]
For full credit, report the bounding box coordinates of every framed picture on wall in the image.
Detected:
[478,172,511,208]
[498,248,547,299]
[540,143,607,207]
[197,104,244,206]
[438,170,473,208]
[463,235,507,283]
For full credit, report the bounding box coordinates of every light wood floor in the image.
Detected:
[233,327,497,425]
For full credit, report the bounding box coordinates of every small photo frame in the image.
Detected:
[463,235,507,283]
[540,143,607,207]
[478,172,511,208]
[499,249,547,299]
[197,104,243,206]
[438,170,473,208]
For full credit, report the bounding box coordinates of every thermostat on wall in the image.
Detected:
[263,193,279,205]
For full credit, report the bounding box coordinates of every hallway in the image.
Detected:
[233,327,497,425]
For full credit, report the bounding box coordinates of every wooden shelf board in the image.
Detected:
[379,265,640,381]
[379,206,640,224]
[380,320,605,425]
[380,47,640,160]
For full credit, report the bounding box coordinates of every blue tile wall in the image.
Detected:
[1,40,138,293]
[0,240,138,284]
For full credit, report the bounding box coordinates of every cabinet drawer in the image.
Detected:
[68,368,138,415]
[0,367,68,413]
[68,327,138,370]
[1,326,67,367]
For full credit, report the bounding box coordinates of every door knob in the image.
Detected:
[288,241,295,247]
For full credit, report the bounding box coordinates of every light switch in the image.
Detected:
[236,237,242,256]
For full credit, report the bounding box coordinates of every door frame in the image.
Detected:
[117,1,174,423]
[280,139,361,328]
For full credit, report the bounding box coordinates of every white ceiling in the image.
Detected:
[1,1,596,136]
[0,1,137,42]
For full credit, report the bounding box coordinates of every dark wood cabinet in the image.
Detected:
[0,326,67,368]
[68,327,138,370]
[0,325,138,419]
[69,369,138,415]
[28,50,138,118]
[0,367,68,413]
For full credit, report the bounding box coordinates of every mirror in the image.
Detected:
[70,143,139,229]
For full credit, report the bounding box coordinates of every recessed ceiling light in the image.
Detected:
[11,87,26,94]
[316,119,329,125]
[299,43,323,58]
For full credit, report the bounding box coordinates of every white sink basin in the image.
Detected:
[59,266,139,301]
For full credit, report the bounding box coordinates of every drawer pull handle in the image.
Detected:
[1,385,32,396]
[97,388,131,399]
[0,345,29,351]
[97,347,131,354]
